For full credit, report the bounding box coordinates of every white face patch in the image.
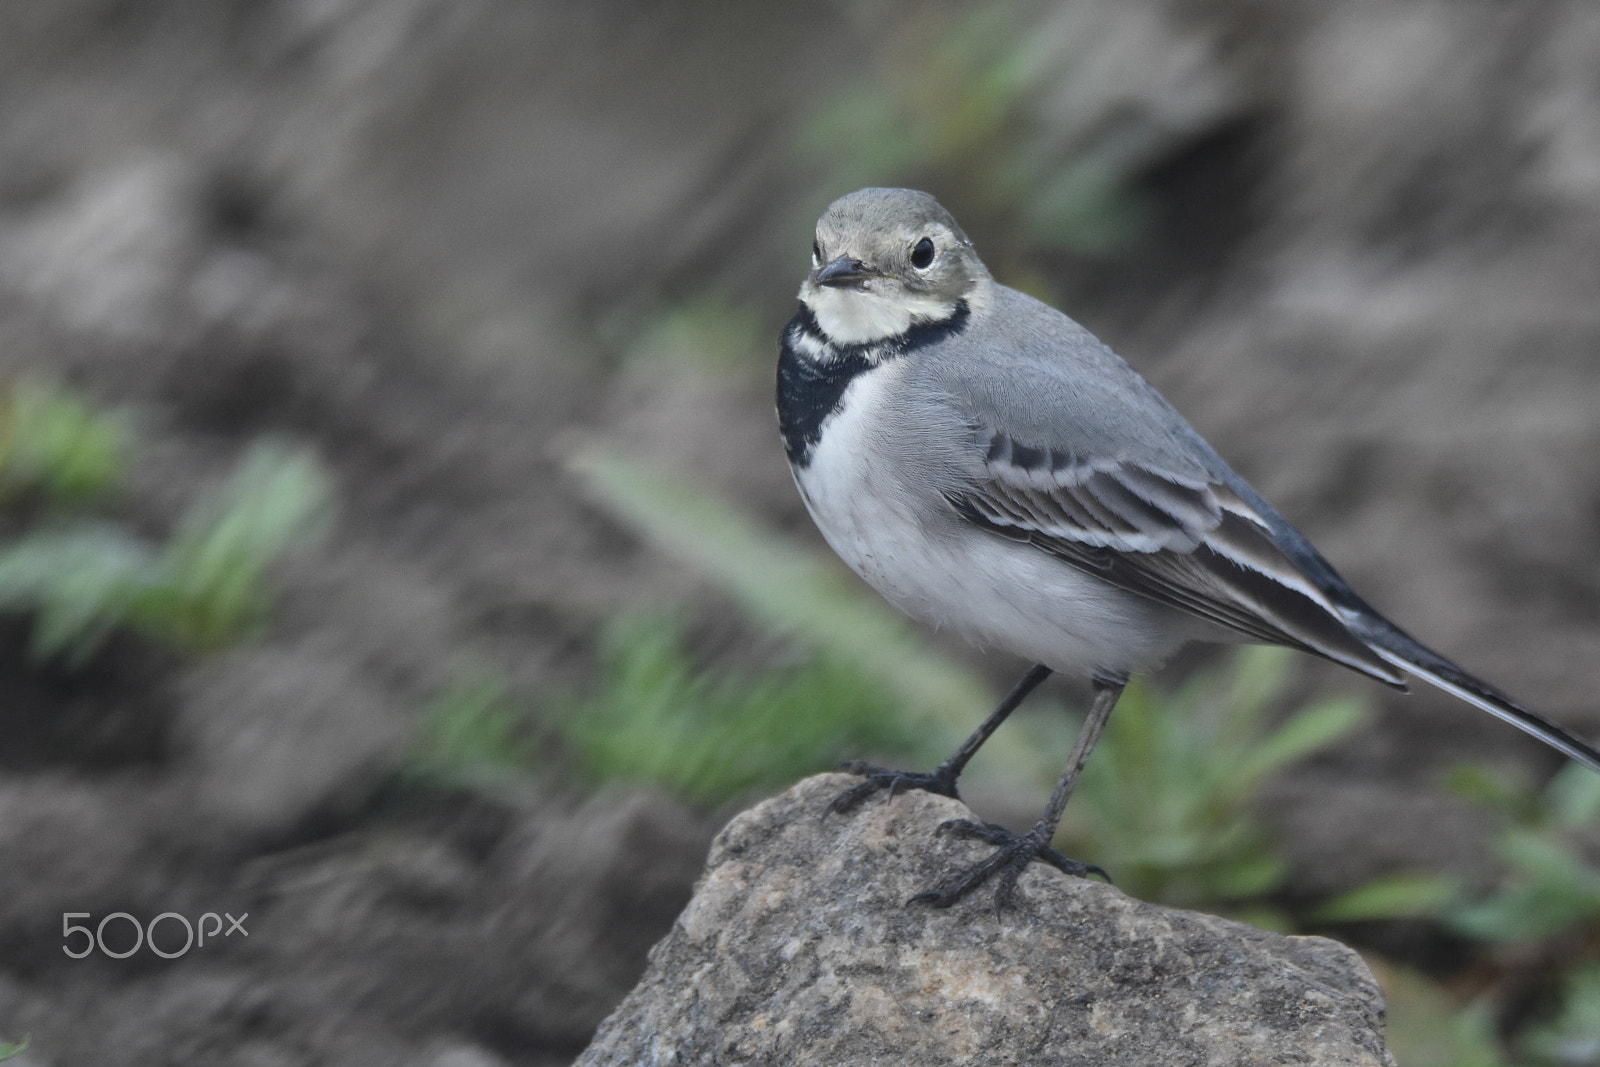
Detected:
[802,282,956,346]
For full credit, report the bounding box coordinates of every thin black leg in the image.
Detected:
[828,664,1053,815]
[936,663,1055,782]
[911,673,1127,912]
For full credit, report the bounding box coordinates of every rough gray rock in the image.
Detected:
[577,774,1394,1067]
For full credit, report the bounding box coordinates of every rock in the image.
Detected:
[577,774,1394,1067]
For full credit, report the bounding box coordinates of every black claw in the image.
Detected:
[992,856,1032,915]
[825,765,1108,907]
[910,822,1107,911]
[823,778,885,818]
[824,762,959,818]
[908,845,1015,909]
[1037,845,1111,884]
[935,818,1012,845]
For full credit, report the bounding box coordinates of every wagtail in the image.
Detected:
[777,186,1600,908]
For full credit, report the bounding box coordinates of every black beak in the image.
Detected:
[815,255,881,287]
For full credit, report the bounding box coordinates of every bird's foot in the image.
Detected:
[909,819,1108,913]
[825,760,959,816]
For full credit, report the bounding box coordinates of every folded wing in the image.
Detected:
[948,430,1409,686]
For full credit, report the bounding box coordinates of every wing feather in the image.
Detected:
[958,431,1407,685]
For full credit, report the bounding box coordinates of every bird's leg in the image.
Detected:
[911,672,1127,912]
[827,664,1053,815]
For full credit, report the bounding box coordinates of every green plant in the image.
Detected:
[1310,869,1462,926]
[1424,762,1600,1066]
[1057,645,1368,915]
[1446,761,1600,945]
[0,406,333,663]
[0,1036,28,1062]
[556,614,919,808]
[1309,764,1600,930]
[0,380,128,505]
[134,442,333,650]
[1327,761,1600,1065]
[409,667,538,790]
[1524,963,1600,1067]
[1373,960,1511,1067]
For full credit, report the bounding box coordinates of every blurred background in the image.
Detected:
[1,2,1599,1064]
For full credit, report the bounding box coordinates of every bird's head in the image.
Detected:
[800,188,991,346]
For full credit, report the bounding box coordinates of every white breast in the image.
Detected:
[792,363,918,597]
[791,361,1197,678]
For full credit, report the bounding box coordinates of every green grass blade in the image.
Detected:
[1312,872,1460,923]
[1235,697,1367,788]
[1547,762,1600,829]
[0,380,128,504]
[565,443,993,744]
[154,441,333,647]
[0,523,158,661]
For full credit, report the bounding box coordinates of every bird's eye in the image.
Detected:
[812,240,822,263]
[910,236,936,269]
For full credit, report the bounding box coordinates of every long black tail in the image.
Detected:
[1355,619,1600,774]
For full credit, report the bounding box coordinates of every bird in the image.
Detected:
[775,186,1600,910]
